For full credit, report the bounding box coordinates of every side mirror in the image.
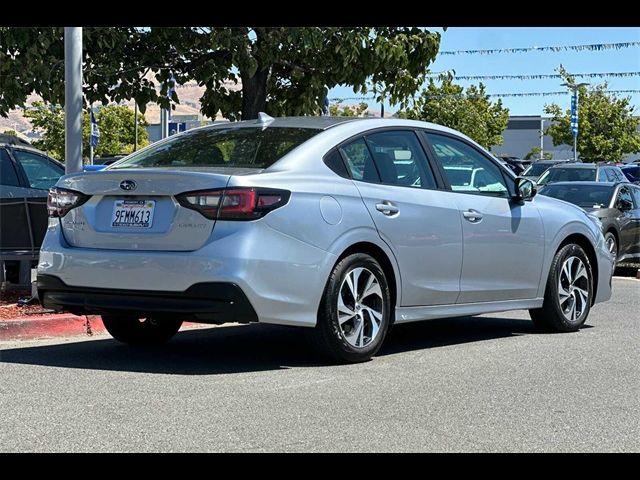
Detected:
[618,199,633,211]
[514,177,537,201]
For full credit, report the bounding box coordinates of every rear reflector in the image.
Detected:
[176,187,290,221]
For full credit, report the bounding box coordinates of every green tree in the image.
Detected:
[544,67,640,163]
[329,102,369,117]
[524,147,553,160]
[1,27,441,120]
[1,129,18,137]
[399,76,509,149]
[25,102,148,161]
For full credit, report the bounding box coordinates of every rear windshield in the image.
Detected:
[538,167,596,185]
[111,126,320,169]
[540,184,614,208]
[523,163,554,176]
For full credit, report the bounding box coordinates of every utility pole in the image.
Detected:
[64,27,83,174]
[134,102,138,151]
[540,116,544,160]
[562,81,589,163]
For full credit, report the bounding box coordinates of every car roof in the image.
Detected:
[540,181,622,187]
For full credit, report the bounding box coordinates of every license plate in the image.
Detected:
[111,200,155,228]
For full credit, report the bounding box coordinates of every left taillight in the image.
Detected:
[47,187,89,218]
[176,187,290,221]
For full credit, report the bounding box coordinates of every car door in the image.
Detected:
[422,132,545,304]
[613,185,639,261]
[0,147,34,253]
[630,186,640,259]
[10,148,65,248]
[338,130,463,306]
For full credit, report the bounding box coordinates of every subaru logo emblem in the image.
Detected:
[120,180,137,191]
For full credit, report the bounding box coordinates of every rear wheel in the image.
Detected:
[529,243,593,332]
[313,253,391,363]
[101,315,183,346]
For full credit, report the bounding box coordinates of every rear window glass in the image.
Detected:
[539,184,614,208]
[111,126,320,169]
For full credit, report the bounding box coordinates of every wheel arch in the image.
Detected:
[557,233,599,305]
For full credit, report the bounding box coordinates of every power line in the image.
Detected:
[427,71,640,81]
[440,41,640,56]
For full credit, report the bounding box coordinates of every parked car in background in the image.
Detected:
[620,164,640,184]
[0,135,65,284]
[537,163,629,186]
[497,155,530,176]
[93,155,127,166]
[521,159,572,181]
[539,181,640,265]
[38,116,613,363]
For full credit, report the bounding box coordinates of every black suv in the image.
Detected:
[0,135,65,284]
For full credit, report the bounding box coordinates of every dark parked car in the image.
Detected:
[497,155,530,175]
[539,181,640,265]
[621,164,640,184]
[0,135,65,284]
[521,159,572,181]
[537,163,629,186]
[93,154,126,166]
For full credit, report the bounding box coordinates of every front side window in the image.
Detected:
[425,133,509,197]
[12,150,63,190]
[617,186,635,209]
[112,127,320,169]
[364,130,436,188]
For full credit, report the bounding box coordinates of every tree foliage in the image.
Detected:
[24,103,148,161]
[0,27,441,120]
[544,67,640,163]
[399,76,510,149]
[524,146,553,160]
[329,102,369,117]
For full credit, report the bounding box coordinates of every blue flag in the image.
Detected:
[570,92,578,137]
[90,111,100,148]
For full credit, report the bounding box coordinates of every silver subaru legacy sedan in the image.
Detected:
[37,116,614,363]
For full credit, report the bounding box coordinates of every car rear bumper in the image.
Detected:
[38,274,258,324]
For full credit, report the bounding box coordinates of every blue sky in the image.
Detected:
[328,27,640,116]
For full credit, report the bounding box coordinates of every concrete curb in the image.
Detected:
[0,314,104,341]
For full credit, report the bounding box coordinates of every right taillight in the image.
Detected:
[47,187,89,217]
[176,187,290,221]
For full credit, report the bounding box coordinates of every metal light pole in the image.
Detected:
[562,82,589,162]
[64,27,83,173]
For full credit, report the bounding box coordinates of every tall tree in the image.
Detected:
[1,27,441,120]
[25,103,148,161]
[399,76,509,149]
[544,67,640,163]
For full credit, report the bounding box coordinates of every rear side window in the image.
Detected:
[339,138,379,182]
[112,127,320,169]
[1,149,21,187]
[364,131,436,188]
[323,149,349,178]
[631,186,640,207]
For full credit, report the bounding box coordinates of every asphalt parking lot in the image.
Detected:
[0,276,638,452]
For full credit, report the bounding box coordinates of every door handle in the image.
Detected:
[375,201,399,216]
[462,209,483,223]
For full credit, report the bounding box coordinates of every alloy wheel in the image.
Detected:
[558,256,590,322]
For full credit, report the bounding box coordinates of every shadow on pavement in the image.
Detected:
[0,315,588,375]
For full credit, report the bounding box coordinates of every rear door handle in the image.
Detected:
[375,201,399,216]
[463,209,483,223]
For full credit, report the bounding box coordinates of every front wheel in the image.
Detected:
[529,243,593,332]
[101,315,183,346]
[604,231,617,265]
[313,253,392,363]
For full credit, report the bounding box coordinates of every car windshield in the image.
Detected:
[539,184,614,208]
[111,126,320,169]
[537,167,596,185]
[523,163,554,177]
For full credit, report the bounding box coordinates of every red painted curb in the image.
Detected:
[0,314,104,341]
[0,314,211,341]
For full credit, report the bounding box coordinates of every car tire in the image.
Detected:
[604,231,617,265]
[313,253,391,363]
[101,315,183,346]
[529,243,593,332]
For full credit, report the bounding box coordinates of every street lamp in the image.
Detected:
[561,82,589,162]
